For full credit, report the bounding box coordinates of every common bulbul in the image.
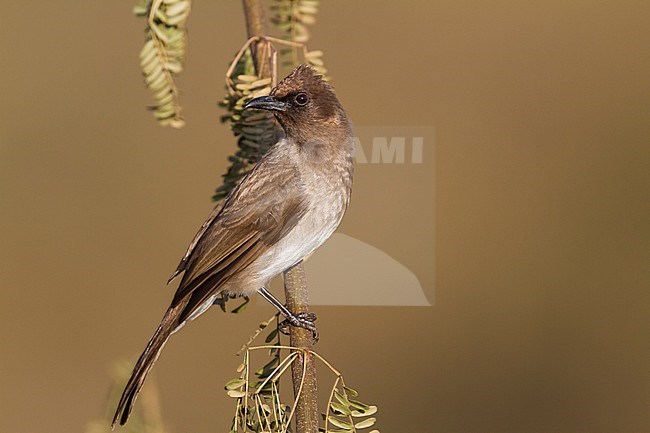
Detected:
[112,64,355,427]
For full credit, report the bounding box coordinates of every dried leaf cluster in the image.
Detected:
[134,0,191,128]
[271,0,327,76]
[214,51,278,201]
[225,320,380,433]
[324,383,378,433]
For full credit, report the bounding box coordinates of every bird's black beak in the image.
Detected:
[244,95,288,112]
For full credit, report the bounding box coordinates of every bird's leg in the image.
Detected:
[257,287,318,340]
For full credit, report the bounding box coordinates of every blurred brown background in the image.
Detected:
[1,1,649,432]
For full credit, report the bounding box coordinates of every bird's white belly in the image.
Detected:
[256,201,342,284]
[180,214,334,323]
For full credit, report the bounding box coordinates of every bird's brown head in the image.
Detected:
[244,65,350,144]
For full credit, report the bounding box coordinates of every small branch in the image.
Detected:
[242,0,265,39]
[284,262,318,433]
[241,0,269,78]
[240,2,318,432]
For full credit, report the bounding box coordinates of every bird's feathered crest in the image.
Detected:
[271,64,334,100]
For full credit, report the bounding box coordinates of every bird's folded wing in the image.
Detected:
[170,162,307,321]
[168,200,225,284]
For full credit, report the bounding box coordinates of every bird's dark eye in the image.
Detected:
[294,92,309,106]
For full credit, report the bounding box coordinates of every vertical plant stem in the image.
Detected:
[284,261,318,433]
[240,2,318,432]
[242,0,269,78]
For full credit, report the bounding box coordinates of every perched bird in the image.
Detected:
[112,64,355,428]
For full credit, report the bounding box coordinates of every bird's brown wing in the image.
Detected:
[168,200,225,284]
[170,160,308,323]
[112,158,307,427]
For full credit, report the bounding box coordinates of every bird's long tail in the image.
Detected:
[111,303,185,429]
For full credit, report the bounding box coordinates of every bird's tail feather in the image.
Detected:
[111,304,183,429]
